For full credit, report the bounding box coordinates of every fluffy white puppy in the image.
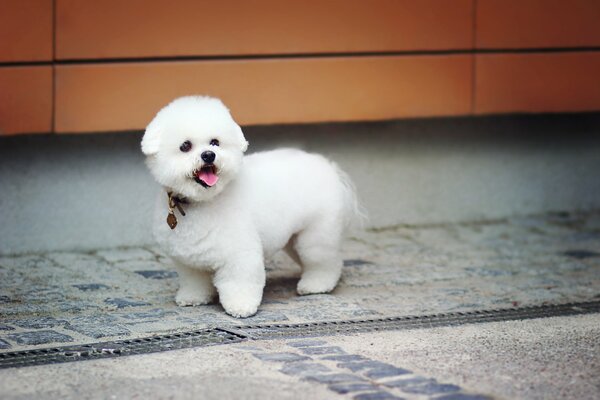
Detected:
[142,96,361,318]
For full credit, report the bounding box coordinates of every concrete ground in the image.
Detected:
[0,315,598,400]
[1,210,599,399]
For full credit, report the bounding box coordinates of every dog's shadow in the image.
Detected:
[262,252,302,300]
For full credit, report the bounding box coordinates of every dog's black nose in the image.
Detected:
[201,151,216,163]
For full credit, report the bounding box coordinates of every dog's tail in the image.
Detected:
[332,162,368,232]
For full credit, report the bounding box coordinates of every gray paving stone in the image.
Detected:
[11,317,67,329]
[57,302,98,313]
[72,283,110,291]
[118,309,179,320]
[401,382,462,394]
[241,310,289,323]
[562,250,600,259]
[0,324,15,331]
[253,352,310,363]
[304,373,367,384]
[64,315,131,339]
[436,394,492,400]
[353,392,404,400]
[234,346,263,352]
[328,382,382,394]
[382,377,435,388]
[321,355,368,362]
[66,315,118,325]
[134,270,178,279]
[104,298,151,309]
[338,360,399,372]
[299,346,346,355]
[0,338,11,349]
[343,259,374,267]
[174,313,234,326]
[65,323,131,339]
[364,366,411,379]
[6,330,74,345]
[280,362,331,376]
[287,340,328,348]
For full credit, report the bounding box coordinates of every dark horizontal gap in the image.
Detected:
[0,60,54,68]
[1,46,600,68]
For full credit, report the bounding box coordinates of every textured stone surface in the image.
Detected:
[280,362,331,377]
[299,346,346,356]
[401,382,461,395]
[5,331,74,346]
[253,353,310,363]
[0,211,599,353]
[364,366,411,379]
[328,382,382,394]
[304,373,367,384]
[339,361,402,373]
[287,340,328,348]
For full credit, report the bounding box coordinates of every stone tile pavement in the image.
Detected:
[1,211,599,353]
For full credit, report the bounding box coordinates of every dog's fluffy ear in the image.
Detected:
[141,122,161,156]
[235,124,249,153]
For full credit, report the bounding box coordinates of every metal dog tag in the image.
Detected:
[167,211,178,229]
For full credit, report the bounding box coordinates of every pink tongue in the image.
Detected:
[198,169,219,186]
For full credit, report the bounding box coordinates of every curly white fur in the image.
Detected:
[142,96,362,318]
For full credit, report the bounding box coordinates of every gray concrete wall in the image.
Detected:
[1,114,599,255]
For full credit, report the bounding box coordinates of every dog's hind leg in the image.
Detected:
[295,218,343,295]
[284,235,303,267]
[175,263,216,306]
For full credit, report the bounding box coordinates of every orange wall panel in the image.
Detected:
[0,0,53,62]
[476,0,600,49]
[56,0,474,60]
[475,52,600,114]
[0,66,53,135]
[54,55,472,133]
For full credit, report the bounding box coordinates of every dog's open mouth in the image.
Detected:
[193,164,219,188]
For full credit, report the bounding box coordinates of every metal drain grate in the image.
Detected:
[0,328,244,369]
[1,300,599,369]
[232,300,600,339]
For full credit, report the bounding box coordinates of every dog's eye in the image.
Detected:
[210,139,220,147]
[179,140,192,152]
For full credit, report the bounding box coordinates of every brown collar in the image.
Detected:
[166,191,187,229]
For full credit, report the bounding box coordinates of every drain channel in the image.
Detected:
[1,300,598,369]
[0,328,244,369]
[231,300,600,339]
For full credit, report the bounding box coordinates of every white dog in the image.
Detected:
[141,96,362,317]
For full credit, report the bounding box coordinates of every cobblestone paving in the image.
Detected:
[1,211,599,352]
[246,339,489,400]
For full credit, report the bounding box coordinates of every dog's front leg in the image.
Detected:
[174,263,216,306]
[213,252,265,318]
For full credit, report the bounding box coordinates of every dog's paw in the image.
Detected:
[297,277,337,296]
[175,289,214,307]
[219,291,260,318]
[217,282,263,318]
[223,304,258,318]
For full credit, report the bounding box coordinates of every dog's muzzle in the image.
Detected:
[193,164,219,188]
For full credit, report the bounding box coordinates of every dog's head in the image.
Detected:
[141,96,248,202]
